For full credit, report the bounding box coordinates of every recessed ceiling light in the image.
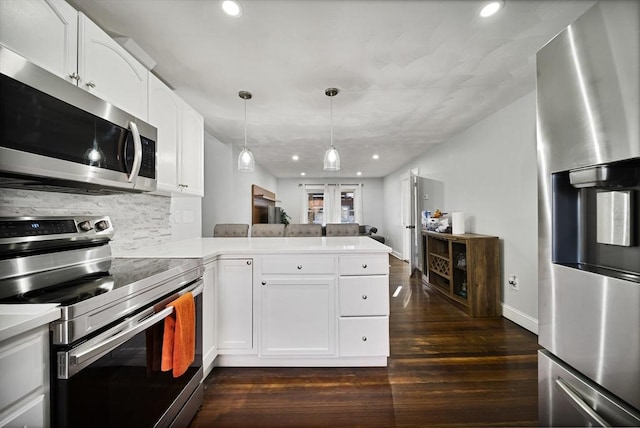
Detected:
[480,1,503,18]
[357,171,362,176]
[372,154,379,160]
[221,0,242,17]
[292,155,299,161]
[300,172,306,176]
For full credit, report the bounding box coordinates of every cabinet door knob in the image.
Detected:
[297,265,302,270]
[69,72,80,81]
[361,336,368,342]
[247,260,252,265]
[85,81,96,88]
[362,295,368,300]
[261,281,266,285]
[362,264,367,269]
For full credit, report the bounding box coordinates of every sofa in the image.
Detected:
[359,225,385,244]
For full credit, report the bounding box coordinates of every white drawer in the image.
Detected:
[339,276,389,316]
[261,255,335,275]
[0,394,46,428]
[0,328,48,414]
[339,317,389,357]
[338,254,388,276]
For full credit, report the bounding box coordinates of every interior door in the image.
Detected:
[401,172,419,270]
[400,175,411,262]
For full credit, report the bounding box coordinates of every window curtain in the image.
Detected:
[353,184,364,224]
[299,185,309,223]
[323,185,341,224]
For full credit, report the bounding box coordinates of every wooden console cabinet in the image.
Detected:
[422,231,500,317]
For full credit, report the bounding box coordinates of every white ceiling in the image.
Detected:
[67,0,595,179]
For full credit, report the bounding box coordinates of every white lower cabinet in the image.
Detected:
[0,395,45,428]
[202,261,217,377]
[339,317,389,357]
[260,277,336,356]
[338,254,390,359]
[217,258,254,353]
[0,327,49,428]
[339,276,388,316]
[214,251,389,367]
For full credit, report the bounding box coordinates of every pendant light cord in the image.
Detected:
[244,98,248,150]
[330,95,334,149]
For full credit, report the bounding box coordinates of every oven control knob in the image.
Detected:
[77,221,92,232]
[95,220,110,232]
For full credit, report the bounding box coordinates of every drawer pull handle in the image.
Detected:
[362,295,368,300]
[297,265,302,270]
[362,264,367,269]
[261,281,267,285]
[362,336,368,342]
[247,260,252,265]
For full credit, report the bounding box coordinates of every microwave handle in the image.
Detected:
[127,121,143,183]
[58,281,203,379]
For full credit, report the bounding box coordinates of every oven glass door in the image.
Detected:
[53,283,203,428]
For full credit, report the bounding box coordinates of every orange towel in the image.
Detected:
[161,291,195,378]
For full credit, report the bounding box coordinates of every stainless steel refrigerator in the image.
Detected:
[536,1,640,425]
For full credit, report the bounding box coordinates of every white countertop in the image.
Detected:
[116,236,391,260]
[0,304,60,342]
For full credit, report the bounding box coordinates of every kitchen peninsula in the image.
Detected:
[118,236,392,375]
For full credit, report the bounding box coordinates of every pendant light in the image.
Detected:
[237,90,255,172]
[323,87,340,171]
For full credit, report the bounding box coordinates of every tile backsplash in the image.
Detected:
[0,188,172,254]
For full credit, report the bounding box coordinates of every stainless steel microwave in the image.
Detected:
[0,47,157,194]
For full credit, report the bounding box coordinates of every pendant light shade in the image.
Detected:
[323,87,340,171]
[237,90,255,172]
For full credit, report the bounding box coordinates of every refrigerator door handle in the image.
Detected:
[556,377,611,427]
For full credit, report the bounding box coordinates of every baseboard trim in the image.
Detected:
[390,251,403,260]
[501,303,538,334]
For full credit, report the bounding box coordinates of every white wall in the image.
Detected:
[170,196,202,240]
[277,178,385,234]
[383,91,539,333]
[202,132,277,236]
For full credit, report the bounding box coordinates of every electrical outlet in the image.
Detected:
[508,274,518,291]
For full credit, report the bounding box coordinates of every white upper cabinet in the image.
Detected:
[179,102,204,196]
[148,73,181,192]
[148,74,204,197]
[0,0,78,83]
[0,2,148,119]
[78,13,148,119]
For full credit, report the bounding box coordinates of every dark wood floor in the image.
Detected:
[190,256,539,427]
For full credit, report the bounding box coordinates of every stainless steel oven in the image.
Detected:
[0,216,204,428]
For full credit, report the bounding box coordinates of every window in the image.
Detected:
[307,190,324,224]
[340,191,355,223]
[301,184,362,225]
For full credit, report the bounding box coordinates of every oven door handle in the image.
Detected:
[58,282,203,379]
